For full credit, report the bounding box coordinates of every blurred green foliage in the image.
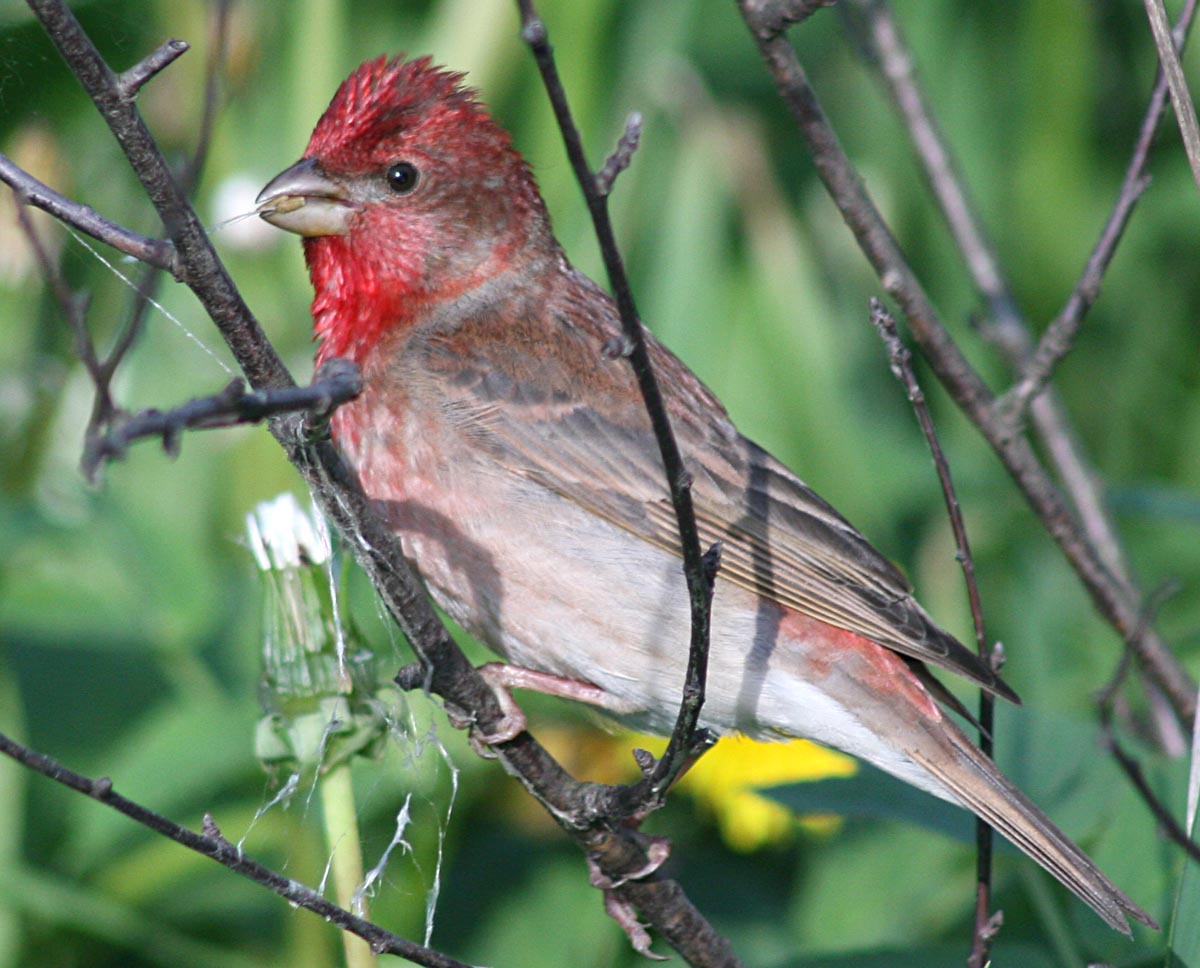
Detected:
[1,0,1199,965]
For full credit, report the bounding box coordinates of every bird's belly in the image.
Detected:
[340,406,945,795]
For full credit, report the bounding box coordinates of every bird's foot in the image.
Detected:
[587,834,671,888]
[588,833,671,960]
[603,891,667,961]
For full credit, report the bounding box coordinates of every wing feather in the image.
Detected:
[421,301,1017,703]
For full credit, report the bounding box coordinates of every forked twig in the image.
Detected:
[870,300,998,966]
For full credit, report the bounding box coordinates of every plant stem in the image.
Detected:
[320,764,374,968]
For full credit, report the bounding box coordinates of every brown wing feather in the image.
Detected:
[421,291,1017,703]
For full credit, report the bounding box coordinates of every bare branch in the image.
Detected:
[81,359,364,480]
[736,0,1197,725]
[596,112,643,197]
[0,730,473,968]
[1000,0,1199,420]
[845,0,1200,730]
[0,154,177,272]
[27,0,290,389]
[516,0,718,809]
[1143,0,1200,197]
[116,38,189,98]
[869,300,997,965]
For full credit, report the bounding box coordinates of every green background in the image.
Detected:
[2,0,1199,965]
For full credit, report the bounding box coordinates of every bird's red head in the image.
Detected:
[258,55,556,364]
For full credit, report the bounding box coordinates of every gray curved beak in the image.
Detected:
[256,158,358,237]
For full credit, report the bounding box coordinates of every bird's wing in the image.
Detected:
[421,295,1016,702]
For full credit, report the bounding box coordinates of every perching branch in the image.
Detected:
[16,2,740,964]
[0,730,473,968]
[516,0,719,808]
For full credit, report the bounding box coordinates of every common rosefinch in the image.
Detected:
[257,55,1154,934]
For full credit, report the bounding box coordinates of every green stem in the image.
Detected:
[320,763,374,968]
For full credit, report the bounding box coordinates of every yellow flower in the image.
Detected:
[630,733,857,852]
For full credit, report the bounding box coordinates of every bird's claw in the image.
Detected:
[603,892,668,961]
[587,834,671,889]
[443,665,529,757]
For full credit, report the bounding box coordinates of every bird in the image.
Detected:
[256,53,1156,935]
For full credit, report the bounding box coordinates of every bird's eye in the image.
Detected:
[386,162,419,194]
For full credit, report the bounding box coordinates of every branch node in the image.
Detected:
[90,776,113,798]
[740,0,831,40]
[117,38,190,98]
[520,14,547,47]
[202,811,230,844]
[601,333,635,359]
[631,747,657,778]
[394,662,430,693]
[596,112,643,197]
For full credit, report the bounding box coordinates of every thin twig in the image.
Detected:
[81,358,364,480]
[0,153,177,272]
[91,0,233,467]
[516,0,718,807]
[1143,0,1200,197]
[1092,582,1200,861]
[1002,0,1199,420]
[869,300,998,965]
[0,730,473,968]
[842,0,1197,742]
[117,38,189,97]
[13,198,103,394]
[596,112,643,197]
[735,0,1197,725]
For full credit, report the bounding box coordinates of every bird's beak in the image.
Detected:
[256,158,358,237]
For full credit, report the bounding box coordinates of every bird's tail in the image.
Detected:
[910,720,1157,935]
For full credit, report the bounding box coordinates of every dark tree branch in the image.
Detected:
[735,0,1197,726]
[116,38,189,97]
[16,3,738,964]
[81,359,364,479]
[870,300,997,966]
[516,0,718,809]
[0,730,473,968]
[841,0,1197,746]
[0,154,177,272]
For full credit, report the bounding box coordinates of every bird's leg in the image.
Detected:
[399,660,639,753]
[477,662,642,713]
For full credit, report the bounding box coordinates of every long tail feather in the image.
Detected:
[910,723,1157,934]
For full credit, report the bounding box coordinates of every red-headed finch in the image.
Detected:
[257,54,1155,934]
